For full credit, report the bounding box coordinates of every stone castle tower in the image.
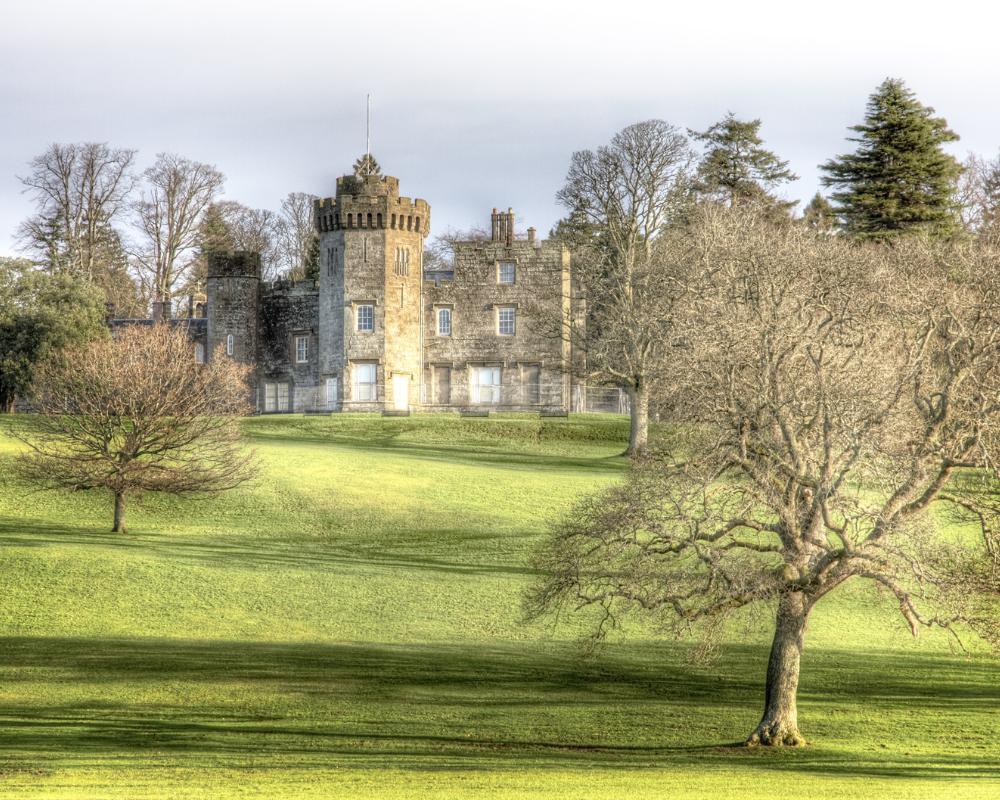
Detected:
[206,251,261,403]
[314,173,430,410]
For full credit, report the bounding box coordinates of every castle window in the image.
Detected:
[377,213,383,228]
[394,247,409,277]
[437,308,451,336]
[227,334,234,356]
[407,215,412,231]
[497,306,516,336]
[265,382,290,413]
[354,363,376,401]
[498,262,515,284]
[326,378,338,410]
[522,364,541,404]
[367,213,373,229]
[415,217,421,232]
[433,365,451,404]
[357,304,374,332]
[194,343,204,363]
[295,335,309,363]
[335,213,340,229]
[347,213,353,228]
[472,367,501,405]
[391,214,396,229]
[364,237,368,262]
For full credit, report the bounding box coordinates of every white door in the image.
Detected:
[393,375,409,411]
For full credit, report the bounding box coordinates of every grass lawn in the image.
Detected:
[0,412,997,798]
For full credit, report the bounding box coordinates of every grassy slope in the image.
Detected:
[0,413,996,798]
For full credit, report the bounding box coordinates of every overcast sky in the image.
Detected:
[2,0,998,258]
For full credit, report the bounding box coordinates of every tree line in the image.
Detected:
[0,146,322,411]
[549,77,1000,455]
[13,144,320,318]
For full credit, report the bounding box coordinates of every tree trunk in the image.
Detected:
[624,381,649,457]
[112,493,127,534]
[746,591,809,746]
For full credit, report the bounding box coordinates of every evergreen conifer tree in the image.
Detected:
[801,192,839,238]
[689,113,798,210]
[820,78,962,241]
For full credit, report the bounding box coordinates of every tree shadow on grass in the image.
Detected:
[0,638,997,781]
[0,515,540,577]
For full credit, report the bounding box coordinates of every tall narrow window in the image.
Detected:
[363,237,368,262]
[295,335,309,363]
[497,307,515,336]
[355,364,376,401]
[498,262,515,284]
[265,383,277,412]
[434,366,451,404]
[472,367,501,405]
[437,308,451,335]
[278,383,290,412]
[227,334,234,356]
[522,364,541,404]
[357,305,374,332]
[326,378,338,410]
[194,343,205,363]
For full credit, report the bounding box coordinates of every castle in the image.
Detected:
[148,167,586,414]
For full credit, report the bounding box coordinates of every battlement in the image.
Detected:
[207,251,261,280]
[315,183,431,236]
[336,173,399,198]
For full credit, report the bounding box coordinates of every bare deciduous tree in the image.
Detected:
[553,120,695,455]
[14,324,257,533]
[529,206,1000,747]
[957,151,1000,236]
[132,153,225,305]
[278,192,319,280]
[16,142,138,277]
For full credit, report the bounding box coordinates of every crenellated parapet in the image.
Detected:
[314,174,431,236]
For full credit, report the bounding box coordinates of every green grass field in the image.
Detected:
[0,413,997,798]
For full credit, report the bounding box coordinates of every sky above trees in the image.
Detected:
[1,0,997,258]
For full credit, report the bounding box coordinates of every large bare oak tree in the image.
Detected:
[529,207,1000,746]
[14,324,257,533]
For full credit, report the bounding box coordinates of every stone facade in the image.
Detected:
[202,168,584,414]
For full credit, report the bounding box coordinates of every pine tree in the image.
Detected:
[801,192,839,238]
[353,154,381,177]
[689,113,798,209]
[820,79,962,241]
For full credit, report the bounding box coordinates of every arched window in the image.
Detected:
[437,308,451,336]
[415,216,421,232]
[227,334,234,356]
[391,214,397,229]
[377,213,383,228]
[194,343,205,363]
[407,215,413,231]
[367,213,373,229]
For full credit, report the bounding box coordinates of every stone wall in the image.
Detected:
[422,234,577,411]
[258,280,320,412]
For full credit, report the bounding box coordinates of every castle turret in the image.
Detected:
[314,170,430,411]
[206,251,261,406]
